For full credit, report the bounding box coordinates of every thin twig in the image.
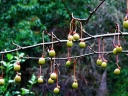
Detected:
[85,0,106,24]
[62,0,72,18]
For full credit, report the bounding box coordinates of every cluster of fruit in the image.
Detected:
[14,62,21,83]
[67,32,86,48]
[96,45,122,75]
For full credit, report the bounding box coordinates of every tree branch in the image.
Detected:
[0,32,128,54]
[85,0,106,24]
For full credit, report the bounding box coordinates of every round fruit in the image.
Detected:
[14,64,21,71]
[38,77,43,83]
[49,49,56,57]
[53,87,60,94]
[116,46,122,53]
[66,60,71,66]
[114,68,120,75]
[68,34,73,41]
[113,48,117,55]
[50,73,57,80]
[66,40,73,48]
[101,62,107,68]
[38,57,45,65]
[123,20,128,29]
[14,75,21,83]
[48,78,54,84]
[79,41,86,48]
[96,59,102,66]
[72,82,78,89]
[0,78,5,85]
[73,33,80,40]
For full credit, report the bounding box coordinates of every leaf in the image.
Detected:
[7,54,13,61]
[19,53,25,57]
[21,88,29,95]
[1,61,7,67]
[8,80,14,83]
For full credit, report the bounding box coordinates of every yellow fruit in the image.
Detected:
[14,75,21,83]
[96,59,102,66]
[123,20,128,29]
[50,73,57,80]
[48,78,54,84]
[72,82,78,89]
[101,62,107,68]
[68,34,73,41]
[14,64,21,71]
[79,41,86,48]
[49,49,56,57]
[116,46,122,53]
[66,40,73,48]
[66,60,71,66]
[53,87,60,94]
[38,77,43,83]
[114,68,120,75]
[73,33,80,40]
[113,48,117,55]
[38,57,45,65]
[0,78,5,85]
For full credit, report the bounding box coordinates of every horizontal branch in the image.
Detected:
[21,50,128,60]
[0,32,128,54]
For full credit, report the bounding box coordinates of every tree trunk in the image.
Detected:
[97,69,107,96]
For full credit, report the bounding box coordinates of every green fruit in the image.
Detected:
[66,40,73,47]
[113,48,117,55]
[68,35,73,41]
[0,78,5,85]
[14,64,21,71]
[72,82,78,89]
[49,49,56,57]
[123,20,128,29]
[53,87,60,94]
[14,75,21,83]
[38,57,45,65]
[116,46,122,53]
[73,33,80,40]
[96,59,102,66]
[66,60,71,66]
[38,77,43,83]
[50,73,57,80]
[101,62,107,68]
[114,68,120,75]
[79,41,86,48]
[48,78,54,84]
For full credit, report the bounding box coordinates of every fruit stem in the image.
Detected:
[51,32,54,49]
[79,21,83,39]
[102,39,105,61]
[69,19,74,35]
[68,48,70,59]
[56,68,59,87]
[42,31,45,55]
[0,54,4,77]
[116,23,120,45]
[39,65,42,76]
[113,30,116,47]
[98,38,101,58]
[50,60,53,74]
[116,55,120,68]
[53,57,56,72]
[126,0,128,14]
[74,59,76,80]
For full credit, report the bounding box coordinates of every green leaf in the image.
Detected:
[7,54,13,61]
[19,53,25,57]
